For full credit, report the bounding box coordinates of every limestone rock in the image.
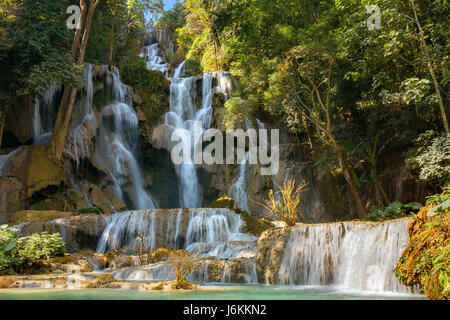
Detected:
[147,248,190,264]
[18,214,106,253]
[256,227,292,284]
[7,210,74,225]
[0,276,14,288]
[103,187,126,212]
[82,274,116,288]
[2,146,66,198]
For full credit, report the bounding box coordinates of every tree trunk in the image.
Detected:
[411,0,449,134]
[47,0,100,159]
[72,0,88,59]
[0,108,6,148]
[108,16,115,70]
[374,170,390,206]
[336,149,367,219]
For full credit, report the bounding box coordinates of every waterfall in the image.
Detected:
[228,152,250,211]
[32,84,59,146]
[144,31,234,208]
[0,148,21,176]
[68,64,97,172]
[96,208,257,258]
[277,219,416,294]
[93,67,156,210]
[143,43,169,76]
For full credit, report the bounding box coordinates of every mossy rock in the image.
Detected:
[211,196,235,209]
[147,248,190,264]
[211,196,273,236]
[394,204,450,300]
[1,146,66,198]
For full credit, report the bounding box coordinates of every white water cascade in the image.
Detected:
[97,208,258,284]
[228,152,250,212]
[96,208,257,258]
[32,84,59,146]
[93,67,156,210]
[277,219,416,294]
[145,31,234,208]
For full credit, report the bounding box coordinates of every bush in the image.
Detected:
[408,132,450,187]
[0,225,65,275]
[367,201,422,221]
[183,59,202,77]
[426,185,450,206]
[77,206,101,215]
[120,59,171,125]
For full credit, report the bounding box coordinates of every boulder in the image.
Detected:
[139,279,197,291]
[1,146,66,198]
[82,274,117,288]
[18,214,106,253]
[50,254,94,273]
[256,227,292,284]
[80,183,114,214]
[147,248,190,264]
[103,187,126,212]
[0,276,14,288]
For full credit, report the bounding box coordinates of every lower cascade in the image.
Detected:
[95,208,258,284]
[276,219,416,294]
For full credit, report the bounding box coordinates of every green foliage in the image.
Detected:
[408,132,450,186]
[0,225,65,275]
[367,200,422,221]
[183,59,202,77]
[154,1,185,33]
[120,59,170,124]
[0,0,73,101]
[77,206,101,215]
[18,53,84,96]
[426,186,450,206]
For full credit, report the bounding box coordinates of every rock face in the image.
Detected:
[17,214,106,253]
[256,227,292,284]
[0,146,66,220]
[395,205,450,300]
[0,276,15,288]
[6,210,76,225]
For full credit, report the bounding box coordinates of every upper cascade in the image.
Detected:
[144,30,234,209]
[29,64,158,211]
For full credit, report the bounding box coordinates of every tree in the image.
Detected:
[357,134,391,208]
[47,0,101,160]
[410,0,448,134]
[285,47,368,219]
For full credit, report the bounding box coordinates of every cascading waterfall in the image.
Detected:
[68,64,97,172]
[96,208,256,256]
[32,84,59,145]
[277,219,416,294]
[103,209,258,284]
[143,43,169,76]
[93,67,156,210]
[144,31,233,208]
[228,152,250,212]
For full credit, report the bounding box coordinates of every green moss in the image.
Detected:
[184,59,202,77]
[76,206,101,215]
[120,59,171,126]
[394,202,450,300]
[211,196,273,236]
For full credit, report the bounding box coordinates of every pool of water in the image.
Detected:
[0,284,424,300]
